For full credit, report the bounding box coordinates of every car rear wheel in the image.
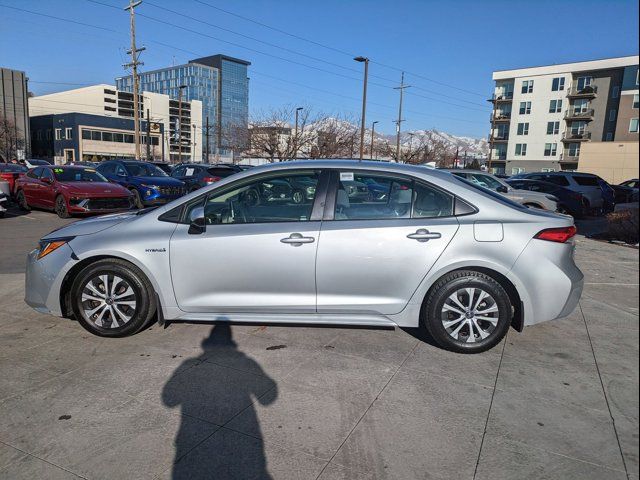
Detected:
[70,259,156,337]
[16,190,30,211]
[130,189,144,209]
[55,195,70,218]
[422,270,512,354]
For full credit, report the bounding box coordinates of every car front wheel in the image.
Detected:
[422,270,512,353]
[55,195,70,218]
[70,259,156,337]
[16,190,30,211]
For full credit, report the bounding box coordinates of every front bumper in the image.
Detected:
[24,244,76,317]
[68,196,133,214]
[140,189,185,206]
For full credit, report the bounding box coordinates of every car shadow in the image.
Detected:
[161,324,278,479]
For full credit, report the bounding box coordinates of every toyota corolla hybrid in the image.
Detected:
[24,161,584,354]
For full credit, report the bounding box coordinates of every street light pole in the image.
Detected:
[294,107,303,159]
[370,120,378,160]
[354,56,369,161]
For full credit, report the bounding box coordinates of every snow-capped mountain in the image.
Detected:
[382,129,489,157]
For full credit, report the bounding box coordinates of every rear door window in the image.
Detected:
[334,173,412,220]
[544,175,570,187]
[573,175,599,186]
[207,167,236,178]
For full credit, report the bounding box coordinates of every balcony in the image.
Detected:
[490,112,511,123]
[562,131,592,142]
[564,109,594,121]
[490,150,507,161]
[489,133,509,143]
[567,85,598,98]
[560,152,580,163]
[488,92,513,103]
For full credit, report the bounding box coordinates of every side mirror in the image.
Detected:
[188,206,206,235]
[41,177,52,184]
[497,185,509,193]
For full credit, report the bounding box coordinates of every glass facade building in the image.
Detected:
[116,54,250,158]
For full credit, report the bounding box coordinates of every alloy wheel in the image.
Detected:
[440,287,499,343]
[80,274,137,328]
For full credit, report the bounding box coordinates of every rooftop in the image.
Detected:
[493,55,639,80]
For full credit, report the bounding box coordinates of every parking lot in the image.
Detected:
[0,207,638,480]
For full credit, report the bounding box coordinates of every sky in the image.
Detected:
[1,0,638,139]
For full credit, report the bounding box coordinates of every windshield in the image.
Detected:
[452,175,527,210]
[53,168,109,182]
[124,162,167,177]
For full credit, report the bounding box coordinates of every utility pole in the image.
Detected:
[145,108,151,161]
[124,0,145,161]
[370,120,378,159]
[354,56,369,161]
[394,72,411,163]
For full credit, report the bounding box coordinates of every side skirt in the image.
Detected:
[174,312,398,328]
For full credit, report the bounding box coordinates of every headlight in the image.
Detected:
[140,184,158,189]
[37,237,74,259]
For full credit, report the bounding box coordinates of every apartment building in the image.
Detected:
[1,67,30,161]
[488,55,639,175]
[116,54,250,159]
[29,85,202,163]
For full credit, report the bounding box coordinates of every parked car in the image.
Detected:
[0,163,28,195]
[0,180,10,217]
[15,165,134,218]
[24,160,583,355]
[24,159,52,168]
[96,160,186,208]
[512,172,609,212]
[445,169,559,211]
[151,162,174,175]
[171,164,240,192]
[611,179,639,204]
[66,161,98,168]
[506,178,588,217]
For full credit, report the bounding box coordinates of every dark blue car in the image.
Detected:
[97,160,186,208]
[506,178,589,217]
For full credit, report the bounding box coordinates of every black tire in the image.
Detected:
[70,258,156,337]
[422,270,512,354]
[130,189,144,209]
[16,190,30,211]
[55,195,70,218]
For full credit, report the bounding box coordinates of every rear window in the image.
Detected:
[543,175,570,187]
[0,164,27,173]
[573,175,599,186]
[207,168,236,178]
[452,175,527,210]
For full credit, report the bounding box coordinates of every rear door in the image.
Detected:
[22,167,43,205]
[39,168,56,209]
[315,170,460,315]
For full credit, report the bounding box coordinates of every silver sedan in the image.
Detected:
[25,160,584,353]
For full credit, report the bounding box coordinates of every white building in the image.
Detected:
[489,55,639,175]
[29,84,203,162]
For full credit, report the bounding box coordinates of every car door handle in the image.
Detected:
[407,229,441,242]
[280,233,315,246]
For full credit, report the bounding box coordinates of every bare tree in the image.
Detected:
[309,114,359,159]
[0,115,24,162]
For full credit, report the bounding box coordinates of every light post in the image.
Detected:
[177,84,186,163]
[294,106,303,159]
[192,123,197,162]
[370,120,378,160]
[354,56,369,161]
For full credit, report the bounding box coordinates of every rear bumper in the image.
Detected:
[508,239,584,327]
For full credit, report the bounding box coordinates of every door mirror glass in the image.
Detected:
[188,206,206,234]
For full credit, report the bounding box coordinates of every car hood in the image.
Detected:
[130,176,185,187]
[42,210,141,240]
[58,182,131,196]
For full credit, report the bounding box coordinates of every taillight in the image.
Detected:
[203,176,221,183]
[534,226,577,243]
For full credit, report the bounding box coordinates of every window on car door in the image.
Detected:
[333,173,411,220]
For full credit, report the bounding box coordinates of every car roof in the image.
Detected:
[44,165,89,170]
[440,169,491,174]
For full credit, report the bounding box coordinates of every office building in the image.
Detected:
[1,67,30,161]
[29,85,202,162]
[488,55,639,174]
[116,54,250,159]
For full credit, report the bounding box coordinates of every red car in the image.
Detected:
[0,163,28,195]
[15,165,134,218]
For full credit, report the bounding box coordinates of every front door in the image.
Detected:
[316,171,460,315]
[170,169,326,313]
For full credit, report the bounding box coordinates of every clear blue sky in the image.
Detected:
[1,0,638,138]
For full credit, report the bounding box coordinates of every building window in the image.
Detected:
[633,94,639,109]
[91,131,101,141]
[605,132,613,141]
[65,128,73,140]
[551,77,565,91]
[515,143,527,156]
[609,109,617,122]
[516,122,529,135]
[544,143,557,156]
[104,88,116,95]
[519,102,531,114]
[549,99,563,113]
[571,121,587,135]
[568,143,580,157]
[36,130,42,141]
[573,98,589,113]
[630,118,639,133]
[577,76,593,91]
[82,130,91,140]
[105,106,116,112]
[546,121,560,135]
[611,86,620,98]
[105,97,116,104]
[46,129,51,140]
[521,80,534,94]
[55,128,63,140]
[511,167,525,175]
